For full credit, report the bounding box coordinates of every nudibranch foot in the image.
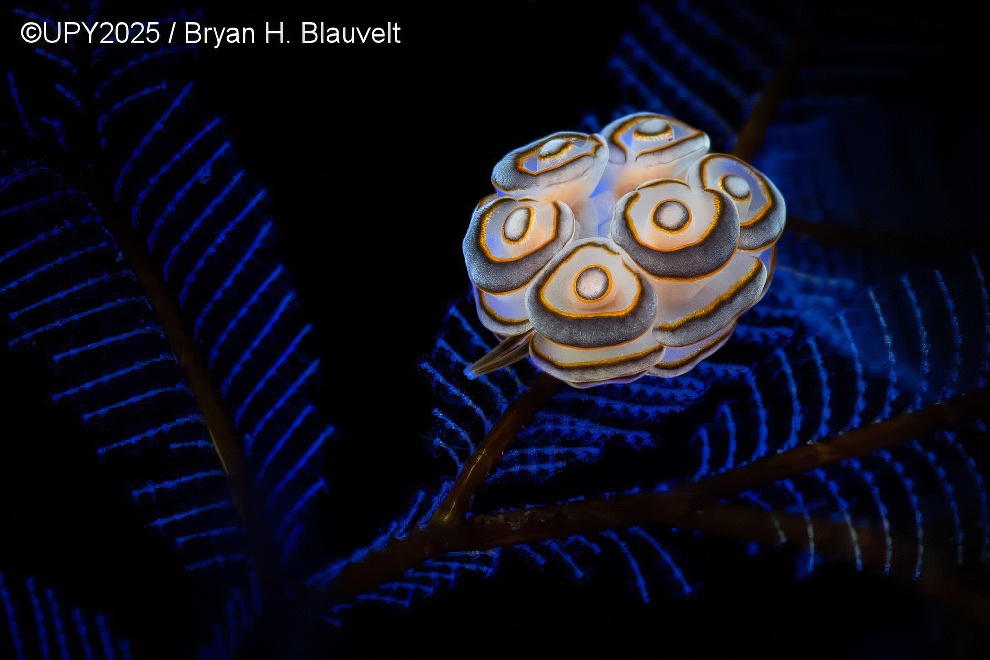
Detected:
[464,329,534,380]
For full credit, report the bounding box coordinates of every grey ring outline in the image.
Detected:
[463,197,575,294]
[611,186,740,280]
[492,132,608,194]
[526,242,658,349]
[654,258,767,347]
[700,153,787,252]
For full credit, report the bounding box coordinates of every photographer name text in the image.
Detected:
[19,21,402,47]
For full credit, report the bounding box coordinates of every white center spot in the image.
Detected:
[503,207,532,242]
[539,138,569,158]
[653,200,690,231]
[575,266,610,301]
[637,118,670,136]
[723,175,751,199]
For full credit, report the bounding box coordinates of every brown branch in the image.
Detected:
[920,570,990,634]
[322,386,990,604]
[89,180,281,603]
[429,372,561,526]
[466,500,917,578]
[490,386,990,546]
[461,374,987,542]
[321,501,794,604]
[466,499,990,630]
[667,386,990,510]
[730,29,809,161]
[787,216,990,255]
[325,495,990,632]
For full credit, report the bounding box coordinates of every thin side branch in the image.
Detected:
[670,386,990,509]
[730,29,808,161]
[466,376,988,539]
[430,372,561,525]
[466,499,915,575]
[464,386,990,549]
[89,179,281,603]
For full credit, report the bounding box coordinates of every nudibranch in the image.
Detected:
[463,112,785,387]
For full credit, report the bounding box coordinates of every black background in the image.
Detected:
[3,0,990,657]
